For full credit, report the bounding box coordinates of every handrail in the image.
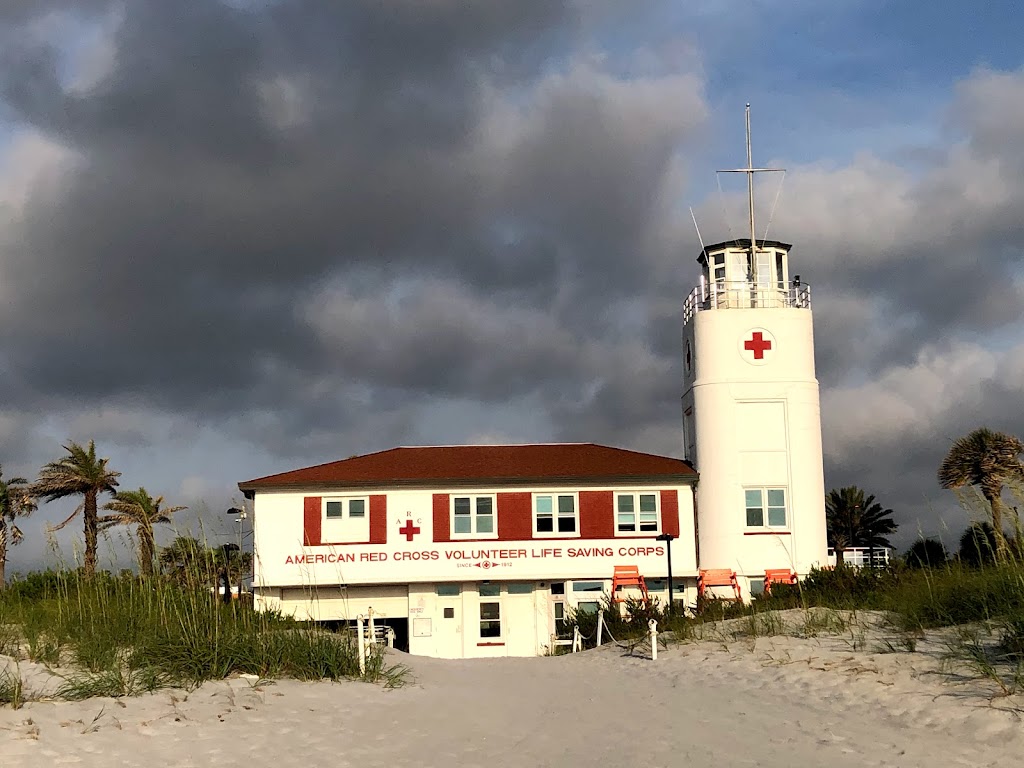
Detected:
[683,281,811,324]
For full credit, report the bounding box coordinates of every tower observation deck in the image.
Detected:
[682,238,811,325]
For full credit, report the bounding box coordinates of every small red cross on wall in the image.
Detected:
[744,331,772,359]
[398,519,421,541]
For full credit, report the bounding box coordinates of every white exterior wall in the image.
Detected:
[250,483,697,658]
[684,306,828,591]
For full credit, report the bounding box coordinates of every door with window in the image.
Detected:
[475,583,505,657]
[549,582,569,643]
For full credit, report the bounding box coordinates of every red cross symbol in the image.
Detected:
[744,331,772,359]
[398,519,421,541]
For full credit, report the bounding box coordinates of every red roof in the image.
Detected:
[238,443,696,492]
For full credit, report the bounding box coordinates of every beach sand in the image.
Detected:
[2,613,1022,767]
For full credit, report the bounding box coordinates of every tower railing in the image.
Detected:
[683,281,811,324]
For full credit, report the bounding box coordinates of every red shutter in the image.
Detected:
[661,489,680,537]
[497,492,532,540]
[303,497,322,546]
[433,493,450,542]
[579,491,614,539]
[369,495,387,544]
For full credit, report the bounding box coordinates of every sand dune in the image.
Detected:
[2,613,1022,767]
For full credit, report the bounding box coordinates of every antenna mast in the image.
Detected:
[717,104,785,275]
[745,104,756,258]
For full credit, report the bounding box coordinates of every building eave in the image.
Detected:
[238,472,698,494]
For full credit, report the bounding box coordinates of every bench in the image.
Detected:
[697,568,742,601]
[763,568,798,595]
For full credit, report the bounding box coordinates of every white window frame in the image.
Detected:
[323,496,368,520]
[615,491,661,536]
[532,492,580,538]
[744,487,789,529]
[450,494,498,539]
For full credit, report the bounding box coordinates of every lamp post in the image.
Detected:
[226,506,248,597]
[655,533,676,614]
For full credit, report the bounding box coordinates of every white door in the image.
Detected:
[433,584,463,658]
[503,583,538,657]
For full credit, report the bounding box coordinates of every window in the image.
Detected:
[553,602,566,626]
[572,581,603,593]
[321,496,370,543]
[507,583,533,594]
[745,488,788,528]
[324,497,366,519]
[436,584,460,597]
[711,253,726,283]
[616,493,660,534]
[443,607,455,619]
[451,495,496,538]
[551,582,565,596]
[479,583,501,597]
[534,493,578,536]
[480,602,501,638]
[577,601,600,615]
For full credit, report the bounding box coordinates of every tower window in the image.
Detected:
[744,488,788,528]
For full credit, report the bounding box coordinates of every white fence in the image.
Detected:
[826,547,891,568]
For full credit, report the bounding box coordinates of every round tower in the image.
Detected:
[681,109,828,596]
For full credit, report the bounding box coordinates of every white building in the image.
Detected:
[239,110,829,657]
[239,444,699,658]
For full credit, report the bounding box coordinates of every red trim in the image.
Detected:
[303,497,321,546]
[433,494,450,542]
[476,642,505,647]
[497,492,532,540]
[369,495,387,544]
[660,490,680,537]
[579,491,614,538]
[744,531,792,536]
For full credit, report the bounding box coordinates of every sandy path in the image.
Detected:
[2,628,1022,768]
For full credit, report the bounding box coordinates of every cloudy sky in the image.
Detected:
[1,0,1022,572]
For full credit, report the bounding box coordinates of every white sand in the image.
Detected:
[2,613,1022,768]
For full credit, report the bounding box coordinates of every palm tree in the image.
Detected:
[99,488,185,579]
[33,440,121,578]
[0,466,37,589]
[159,536,214,588]
[904,538,948,569]
[958,522,999,568]
[938,427,1024,562]
[825,486,898,566]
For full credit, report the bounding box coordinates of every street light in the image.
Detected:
[655,533,676,614]
[226,506,249,598]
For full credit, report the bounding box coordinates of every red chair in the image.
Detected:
[763,568,798,595]
[697,569,742,601]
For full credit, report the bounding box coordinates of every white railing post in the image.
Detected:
[572,625,581,653]
[356,615,366,676]
[649,619,658,661]
[367,607,376,645]
[596,611,605,647]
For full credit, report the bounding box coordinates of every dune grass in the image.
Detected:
[0,570,400,704]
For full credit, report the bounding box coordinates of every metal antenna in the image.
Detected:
[689,206,706,252]
[717,104,785,272]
